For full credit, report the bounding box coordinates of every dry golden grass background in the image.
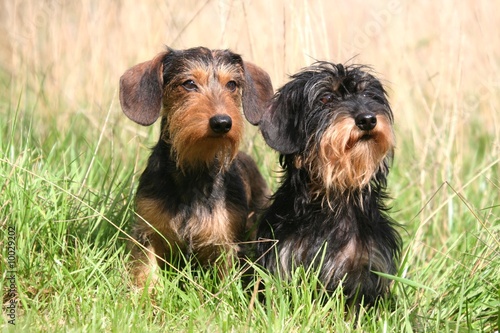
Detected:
[1,0,499,251]
[3,1,499,128]
[2,2,499,134]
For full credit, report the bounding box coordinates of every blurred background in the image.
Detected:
[2,1,498,131]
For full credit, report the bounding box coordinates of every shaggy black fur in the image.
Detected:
[256,62,401,305]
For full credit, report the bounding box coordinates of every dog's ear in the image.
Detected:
[241,62,273,125]
[119,51,169,126]
[259,83,304,154]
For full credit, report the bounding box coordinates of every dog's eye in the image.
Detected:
[320,93,334,104]
[225,80,237,92]
[182,80,198,91]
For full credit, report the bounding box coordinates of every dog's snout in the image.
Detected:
[355,113,377,131]
[209,114,232,134]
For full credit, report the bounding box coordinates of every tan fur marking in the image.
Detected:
[130,196,247,284]
[306,114,395,198]
[130,197,180,288]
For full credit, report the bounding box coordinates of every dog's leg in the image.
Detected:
[129,232,168,289]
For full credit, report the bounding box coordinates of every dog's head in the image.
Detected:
[119,47,273,171]
[260,62,394,194]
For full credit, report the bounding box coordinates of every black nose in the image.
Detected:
[209,114,232,134]
[355,113,377,131]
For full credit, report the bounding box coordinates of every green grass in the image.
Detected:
[1,81,499,332]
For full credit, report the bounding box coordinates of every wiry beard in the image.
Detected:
[303,114,394,205]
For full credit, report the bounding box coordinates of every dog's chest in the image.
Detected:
[137,174,246,250]
[173,197,239,247]
[275,204,392,272]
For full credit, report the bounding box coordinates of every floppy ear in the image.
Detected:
[259,83,305,155]
[241,62,273,125]
[119,51,169,126]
